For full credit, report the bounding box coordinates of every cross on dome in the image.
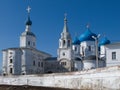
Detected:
[26,6,31,14]
[64,13,67,18]
[86,23,90,29]
[64,13,67,21]
[25,5,32,26]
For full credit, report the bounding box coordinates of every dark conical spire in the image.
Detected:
[26,6,32,26]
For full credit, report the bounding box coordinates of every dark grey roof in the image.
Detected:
[45,57,57,61]
[84,55,96,60]
[2,47,51,57]
[73,57,81,61]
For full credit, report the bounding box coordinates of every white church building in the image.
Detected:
[2,6,51,75]
[2,6,120,76]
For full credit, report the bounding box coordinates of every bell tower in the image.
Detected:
[20,6,36,48]
[57,14,73,72]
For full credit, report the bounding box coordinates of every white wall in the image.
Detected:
[0,66,120,90]
[106,44,120,67]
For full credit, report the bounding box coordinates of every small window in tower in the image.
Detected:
[61,62,66,66]
[10,59,13,63]
[28,41,30,45]
[41,62,43,67]
[10,68,13,74]
[38,62,40,67]
[63,40,65,46]
[33,61,35,66]
[63,52,65,56]
[68,40,70,47]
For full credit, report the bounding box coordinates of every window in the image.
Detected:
[63,52,65,56]
[75,47,77,51]
[68,40,70,47]
[61,62,66,66]
[28,41,30,45]
[38,62,40,67]
[33,61,35,66]
[63,40,65,46]
[88,46,91,51]
[41,62,43,67]
[10,59,12,63]
[112,52,116,60]
[10,68,13,74]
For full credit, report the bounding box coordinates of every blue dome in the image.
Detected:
[79,29,97,42]
[99,37,110,46]
[72,37,80,45]
[22,31,36,37]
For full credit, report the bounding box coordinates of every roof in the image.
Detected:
[45,57,57,61]
[72,36,80,45]
[104,42,120,49]
[84,55,96,60]
[79,29,97,42]
[21,31,36,37]
[73,57,82,61]
[2,47,51,57]
[99,37,110,46]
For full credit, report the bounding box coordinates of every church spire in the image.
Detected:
[61,13,71,39]
[20,5,36,48]
[26,6,32,26]
[25,6,32,31]
[63,13,68,33]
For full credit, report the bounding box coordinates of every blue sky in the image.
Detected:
[0,0,120,67]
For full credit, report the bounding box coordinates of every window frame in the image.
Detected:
[112,52,116,60]
[33,60,35,66]
[10,59,13,63]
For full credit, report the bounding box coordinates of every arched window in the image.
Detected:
[10,68,13,74]
[10,59,13,63]
[41,62,43,67]
[68,40,70,47]
[63,40,65,46]
[33,61,35,66]
[28,41,30,45]
[61,62,67,66]
[63,52,65,56]
[38,62,40,67]
[75,47,77,51]
[88,46,91,51]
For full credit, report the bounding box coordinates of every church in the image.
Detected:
[3,6,119,76]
